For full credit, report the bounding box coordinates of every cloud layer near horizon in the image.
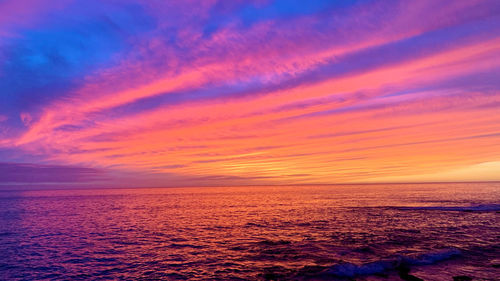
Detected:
[1,0,499,186]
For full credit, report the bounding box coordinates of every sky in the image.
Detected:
[0,0,499,188]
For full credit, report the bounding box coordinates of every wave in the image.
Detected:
[393,204,500,212]
[322,248,461,278]
[168,243,204,249]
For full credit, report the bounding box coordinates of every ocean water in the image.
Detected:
[0,183,499,280]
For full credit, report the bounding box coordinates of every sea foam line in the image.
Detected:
[394,204,500,212]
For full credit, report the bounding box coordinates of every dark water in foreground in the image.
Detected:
[0,183,499,280]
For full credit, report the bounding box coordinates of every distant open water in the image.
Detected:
[0,183,499,280]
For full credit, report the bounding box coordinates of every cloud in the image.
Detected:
[20,112,32,126]
[0,162,106,184]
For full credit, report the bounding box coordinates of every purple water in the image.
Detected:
[1,183,499,280]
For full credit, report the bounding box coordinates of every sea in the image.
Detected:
[0,183,499,280]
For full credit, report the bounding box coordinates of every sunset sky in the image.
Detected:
[1,0,499,187]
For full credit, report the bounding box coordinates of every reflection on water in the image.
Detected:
[0,183,499,280]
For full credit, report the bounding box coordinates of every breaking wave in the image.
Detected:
[322,248,461,278]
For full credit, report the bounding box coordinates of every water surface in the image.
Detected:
[1,183,499,280]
